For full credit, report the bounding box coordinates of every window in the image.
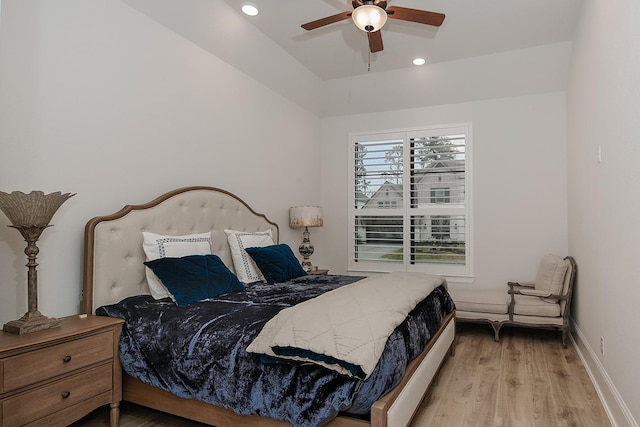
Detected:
[350,124,472,276]
[430,188,450,204]
[378,200,398,208]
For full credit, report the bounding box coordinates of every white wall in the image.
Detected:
[567,0,640,425]
[121,0,322,115]
[318,92,569,290]
[320,42,573,118]
[0,0,322,324]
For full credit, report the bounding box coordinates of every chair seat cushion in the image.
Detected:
[513,294,561,317]
[456,311,509,322]
[512,315,563,326]
[448,289,510,314]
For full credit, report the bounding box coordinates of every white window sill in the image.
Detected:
[347,269,475,284]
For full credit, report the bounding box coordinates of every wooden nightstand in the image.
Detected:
[0,315,124,427]
[309,268,329,275]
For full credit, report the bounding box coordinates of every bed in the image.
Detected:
[82,186,456,427]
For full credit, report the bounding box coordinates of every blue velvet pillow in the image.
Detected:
[245,244,308,284]
[143,254,244,306]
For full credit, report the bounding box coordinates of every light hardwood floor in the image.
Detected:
[73,324,611,427]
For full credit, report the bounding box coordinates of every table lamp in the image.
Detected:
[289,206,323,272]
[0,190,74,334]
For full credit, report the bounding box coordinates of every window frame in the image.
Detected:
[348,123,473,278]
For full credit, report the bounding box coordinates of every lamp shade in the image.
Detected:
[351,4,388,32]
[0,191,74,229]
[289,206,323,228]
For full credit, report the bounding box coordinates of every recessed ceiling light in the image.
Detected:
[413,57,426,66]
[241,3,259,16]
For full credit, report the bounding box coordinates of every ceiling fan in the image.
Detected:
[301,1,445,53]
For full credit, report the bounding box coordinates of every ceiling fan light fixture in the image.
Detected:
[352,5,387,32]
[241,3,259,16]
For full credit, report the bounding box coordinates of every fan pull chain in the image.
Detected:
[368,50,371,72]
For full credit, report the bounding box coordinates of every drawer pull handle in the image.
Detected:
[61,391,71,399]
[63,355,72,363]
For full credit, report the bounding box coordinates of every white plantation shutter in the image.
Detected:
[350,125,472,276]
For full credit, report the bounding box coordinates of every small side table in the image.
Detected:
[0,315,124,427]
[309,268,329,275]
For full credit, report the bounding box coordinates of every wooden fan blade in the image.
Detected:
[368,30,383,52]
[301,11,352,30]
[386,6,445,27]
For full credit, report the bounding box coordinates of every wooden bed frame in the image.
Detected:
[82,186,455,427]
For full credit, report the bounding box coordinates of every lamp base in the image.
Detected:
[301,260,314,273]
[298,225,316,273]
[3,310,61,335]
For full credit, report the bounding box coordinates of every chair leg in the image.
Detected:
[491,322,502,342]
[561,328,568,348]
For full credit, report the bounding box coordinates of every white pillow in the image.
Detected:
[142,231,213,299]
[224,229,274,283]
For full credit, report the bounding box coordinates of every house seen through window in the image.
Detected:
[350,124,472,276]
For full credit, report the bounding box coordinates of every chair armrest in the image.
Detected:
[509,285,568,305]
[517,289,552,297]
[507,283,531,295]
[506,281,555,318]
[507,281,534,288]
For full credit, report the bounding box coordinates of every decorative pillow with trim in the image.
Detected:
[245,244,307,284]
[142,231,212,299]
[144,254,244,306]
[224,229,274,283]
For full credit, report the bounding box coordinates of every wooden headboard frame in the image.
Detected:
[82,186,279,314]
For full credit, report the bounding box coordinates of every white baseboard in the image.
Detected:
[570,321,638,427]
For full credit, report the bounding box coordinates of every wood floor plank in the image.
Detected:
[73,323,611,427]
[529,335,558,426]
[468,333,502,426]
[499,333,530,426]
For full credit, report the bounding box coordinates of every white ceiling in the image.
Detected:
[121,0,583,116]
[222,0,584,81]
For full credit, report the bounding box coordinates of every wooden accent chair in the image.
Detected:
[450,255,576,347]
[506,255,577,347]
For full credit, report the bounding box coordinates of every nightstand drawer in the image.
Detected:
[1,330,113,393]
[2,363,112,426]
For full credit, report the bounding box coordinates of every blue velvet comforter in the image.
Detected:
[97,274,455,427]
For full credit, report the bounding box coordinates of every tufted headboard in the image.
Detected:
[82,186,279,314]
